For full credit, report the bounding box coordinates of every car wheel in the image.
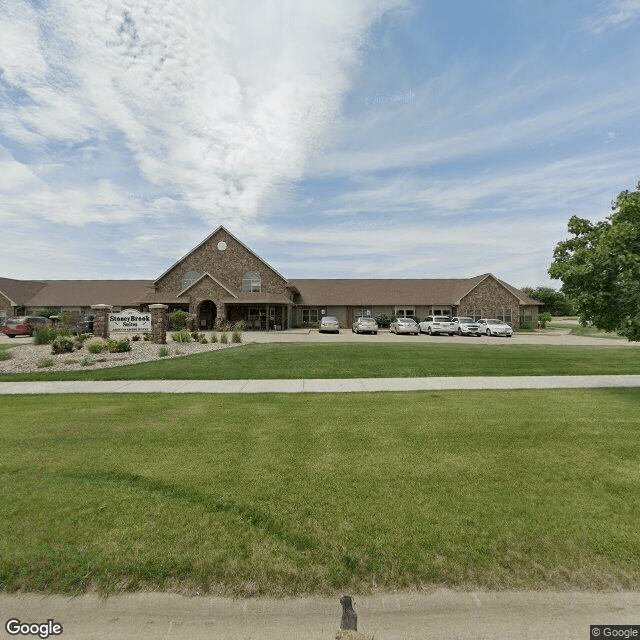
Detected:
[8,335,15,338]
[374,331,378,335]
[427,327,432,335]
[449,332,454,336]
[457,328,462,335]
[486,329,491,336]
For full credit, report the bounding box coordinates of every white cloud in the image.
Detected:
[583,0,640,33]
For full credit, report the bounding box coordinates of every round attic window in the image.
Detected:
[217,241,227,251]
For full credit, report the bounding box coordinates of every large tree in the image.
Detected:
[548,180,640,341]
[521,286,574,316]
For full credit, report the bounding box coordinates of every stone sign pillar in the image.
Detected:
[91,304,112,339]
[149,304,168,344]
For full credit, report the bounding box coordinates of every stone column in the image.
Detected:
[91,304,112,339]
[149,304,168,344]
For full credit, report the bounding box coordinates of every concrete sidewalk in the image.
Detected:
[2,590,639,640]
[2,375,640,394]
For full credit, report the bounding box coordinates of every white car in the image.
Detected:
[452,316,481,336]
[390,318,419,335]
[478,318,513,337]
[319,316,340,333]
[352,317,379,334]
[418,316,455,335]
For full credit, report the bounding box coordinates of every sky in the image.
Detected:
[1,0,639,288]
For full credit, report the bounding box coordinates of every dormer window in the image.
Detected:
[242,271,261,293]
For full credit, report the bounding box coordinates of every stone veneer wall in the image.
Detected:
[458,277,520,328]
[91,304,111,339]
[0,292,11,318]
[155,229,288,307]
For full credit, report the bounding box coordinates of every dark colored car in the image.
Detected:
[69,316,94,335]
[2,316,52,338]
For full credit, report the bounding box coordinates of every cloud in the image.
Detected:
[583,0,640,33]
[0,0,408,228]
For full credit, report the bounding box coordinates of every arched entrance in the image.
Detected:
[198,300,217,330]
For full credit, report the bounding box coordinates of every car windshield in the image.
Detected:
[322,317,338,322]
[399,318,415,323]
[487,320,503,325]
[458,317,474,322]
[359,318,376,323]
[4,319,24,326]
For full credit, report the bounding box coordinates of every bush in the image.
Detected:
[35,308,57,319]
[209,333,218,343]
[519,322,534,331]
[106,338,131,353]
[220,331,228,344]
[80,355,92,367]
[191,331,205,341]
[539,312,553,329]
[170,310,189,330]
[199,337,208,344]
[86,338,107,354]
[34,327,66,345]
[131,334,141,341]
[375,314,391,328]
[0,350,12,362]
[158,346,170,357]
[172,330,192,343]
[51,335,74,355]
[232,327,242,343]
[37,357,54,368]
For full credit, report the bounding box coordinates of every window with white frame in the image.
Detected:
[469,309,482,321]
[429,308,450,316]
[181,271,199,290]
[394,308,415,318]
[242,271,261,293]
[354,308,372,317]
[496,308,512,323]
[302,309,319,324]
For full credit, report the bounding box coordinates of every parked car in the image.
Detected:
[478,318,513,337]
[319,316,340,333]
[69,315,94,335]
[2,315,52,338]
[352,317,378,334]
[418,316,455,335]
[390,317,419,335]
[452,316,481,336]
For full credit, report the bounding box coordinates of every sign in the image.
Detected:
[108,309,151,333]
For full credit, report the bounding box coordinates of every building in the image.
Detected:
[0,227,542,329]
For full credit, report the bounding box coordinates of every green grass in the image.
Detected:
[548,320,624,339]
[2,343,640,382]
[1,389,639,595]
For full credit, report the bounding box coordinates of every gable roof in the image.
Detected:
[24,280,153,307]
[0,277,47,306]
[289,274,542,307]
[154,226,288,285]
[177,272,238,299]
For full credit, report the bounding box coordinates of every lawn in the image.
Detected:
[547,320,623,339]
[1,389,639,595]
[2,343,640,381]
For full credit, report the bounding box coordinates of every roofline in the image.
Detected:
[177,272,238,299]
[154,226,289,285]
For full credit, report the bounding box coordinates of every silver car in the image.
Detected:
[478,318,513,337]
[352,317,378,334]
[452,316,481,336]
[319,316,340,333]
[390,317,419,335]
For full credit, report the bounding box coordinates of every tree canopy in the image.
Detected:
[521,286,574,316]
[548,180,640,341]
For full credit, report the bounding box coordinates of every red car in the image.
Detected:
[2,316,51,338]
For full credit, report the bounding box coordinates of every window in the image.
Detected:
[302,309,319,324]
[394,308,415,318]
[242,271,261,293]
[181,271,199,290]
[354,308,372,317]
[429,308,451,316]
[496,308,512,323]
[468,309,482,321]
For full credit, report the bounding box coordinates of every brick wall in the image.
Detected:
[458,276,520,327]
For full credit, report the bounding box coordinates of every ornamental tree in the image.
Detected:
[548,180,640,341]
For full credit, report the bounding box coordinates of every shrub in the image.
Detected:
[169,310,189,330]
[518,322,534,332]
[539,312,553,329]
[158,346,170,357]
[51,335,74,355]
[0,350,12,362]
[209,333,218,343]
[80,355,92,367]
[172,330,192,343]
[34,327,66,345]
[86,338,107,354]
[232,327,242,343]
[37,357,55,368]
[190,331,205,341]
[35,308,57,319]
[199,337,208,344]
[375,314,391,328]
[106,338,131,353]
[131,334,141,341]
[220,331,228,344]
